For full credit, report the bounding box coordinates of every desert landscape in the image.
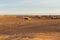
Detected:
[0,15,60,40]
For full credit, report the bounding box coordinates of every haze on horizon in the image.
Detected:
[0,0,60,15]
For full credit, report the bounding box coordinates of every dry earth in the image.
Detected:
[0,15,60,40]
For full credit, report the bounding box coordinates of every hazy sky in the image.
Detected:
[0,0,60,15]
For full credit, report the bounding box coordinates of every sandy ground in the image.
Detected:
[0,16,60,40]
[0,32,60,40]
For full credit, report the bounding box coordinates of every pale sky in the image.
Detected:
[0,0,60,15]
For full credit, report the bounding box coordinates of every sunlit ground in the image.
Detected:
[0,16,60,40]
[0,32,60,40]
